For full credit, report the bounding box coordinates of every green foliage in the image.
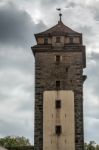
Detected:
[6,146,34,150]
[85,141,99,150]
[0,136,31,147]
[96,145,99,150]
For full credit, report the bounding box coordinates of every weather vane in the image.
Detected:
[56,8,62,22]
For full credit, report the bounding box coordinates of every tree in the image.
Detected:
[87,141,96,150]
[96,145,99,150]
[84,141,99,150]
[0,136,31,147]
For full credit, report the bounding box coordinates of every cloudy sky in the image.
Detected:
[0,0,99,145]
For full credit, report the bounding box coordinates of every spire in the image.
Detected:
[56,8,62,22]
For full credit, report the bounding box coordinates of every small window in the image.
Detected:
[56,55,60,62]
[56,100,61,109]
[66,67,69,72]
[56,81,60,89]
[69,37,73,44]
[55,125,62,135]
[56,37,61,43]
[44,38,48,44]
[75,139,78,143]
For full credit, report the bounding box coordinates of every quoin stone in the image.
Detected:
[31,14,86,150]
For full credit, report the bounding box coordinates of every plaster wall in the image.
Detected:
[43,90,75,150]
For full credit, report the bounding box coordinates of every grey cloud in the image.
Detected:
[84,117,99,143]
[0,117,33,143]
[0,47,34,74]
[89,52,99,61]
[40,0,67,6]
[88,53,99,97]
[83,52,99,143]
[84,98,99,120]
[87,1,99,21]
[77,25,95,46]
[0,1,46,48]
[17,98,34,112]
[77,26,94,36]
[65,2,78,8]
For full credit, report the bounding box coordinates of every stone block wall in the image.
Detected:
[33,45,85,150]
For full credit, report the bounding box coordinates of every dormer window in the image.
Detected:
[56,55,60,62]
[69,37,73,44]
[56,37,61,43]
[44,38,48,44]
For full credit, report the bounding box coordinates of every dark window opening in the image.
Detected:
[56,55,60,62]
[56,100,61,109]
[75,139,78,143]
[66,67,69,72]
[44,38,48,44]
[56,81,60,89]
[69,37,73,44]
[56,37,61,43]
[55,125,62,136]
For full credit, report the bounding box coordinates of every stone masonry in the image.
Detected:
[31,21,86,150]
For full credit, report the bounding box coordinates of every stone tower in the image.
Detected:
[31,17,86,150]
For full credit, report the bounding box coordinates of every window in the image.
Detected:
[56,55,60,63]
[75,139,78,143]
[44,38,48,44]
[56,81,60,89]
[69,37,73,44]
[56,37,61,43]
[56,100,61,109]
[66,67,69,72]
[55,125,62,135]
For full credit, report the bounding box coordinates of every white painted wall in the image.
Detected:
[43,90,75,150]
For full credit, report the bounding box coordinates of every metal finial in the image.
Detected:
[56,8,62,22]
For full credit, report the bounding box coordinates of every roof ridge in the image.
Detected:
[37,22,59,35]
[35,21,81,36]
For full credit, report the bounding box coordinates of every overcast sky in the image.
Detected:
[0,0,99,145]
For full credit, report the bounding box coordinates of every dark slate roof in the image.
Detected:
[35,21,81,36]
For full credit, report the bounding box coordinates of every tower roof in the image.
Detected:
[35,21,81,37]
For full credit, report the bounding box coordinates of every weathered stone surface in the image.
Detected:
[32,48,85,150]
[32,21,86,150]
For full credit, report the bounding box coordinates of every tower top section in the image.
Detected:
[35,21,81,38]
[32,16,86,68]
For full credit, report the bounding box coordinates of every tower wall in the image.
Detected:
[34,49,85,150]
